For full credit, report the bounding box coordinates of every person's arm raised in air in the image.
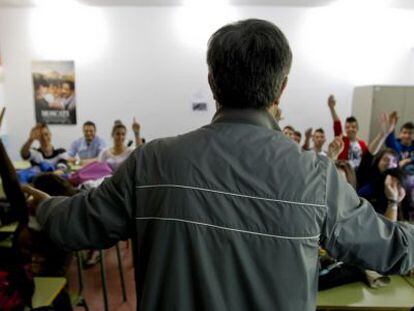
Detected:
[321,160,414,275]
[328,95,343,137]
[132,117,144,147]
[369,112,398,155]
[20,125,42,160]
[22,148,140,250]
[383,175,405,222]
[302,128,312,151]
[327,136,344,161]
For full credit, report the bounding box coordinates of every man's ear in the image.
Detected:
[208,73,217,101]
[276,76,288,104]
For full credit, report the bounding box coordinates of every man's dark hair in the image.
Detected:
[83,121,96,129]
[207,19,292,109]
[346,116,358,124]
[401,122,414,131]
[315,128,325,134]
[294,131,302,138]
[283,125,294,132]
[63,80,75,91]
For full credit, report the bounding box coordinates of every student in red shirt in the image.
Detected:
[328,95,368,169]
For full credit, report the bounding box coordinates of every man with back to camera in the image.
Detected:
[66,121,106,166]
[23,19,414,311]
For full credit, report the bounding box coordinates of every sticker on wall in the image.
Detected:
[191,89,210,112]
[32,60,77,124]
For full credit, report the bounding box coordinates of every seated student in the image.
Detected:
[99,120,135,172]
[20,123,67,170]
[293,130,302,144]
[66,121,106,166]
[328,95,368,169]
[357,112,399,189]
[386,121,414,173]
[303,128,327,156]
[282,125,295,140]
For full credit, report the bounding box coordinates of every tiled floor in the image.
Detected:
[67,241,137,311]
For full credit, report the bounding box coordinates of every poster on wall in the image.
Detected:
[32,60,77,124]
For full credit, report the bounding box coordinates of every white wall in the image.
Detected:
[0,4,413,159]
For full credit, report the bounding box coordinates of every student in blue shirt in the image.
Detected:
[386,122,414,173]
[66,121,107,166]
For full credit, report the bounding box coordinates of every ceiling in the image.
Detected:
[0,0,413,8]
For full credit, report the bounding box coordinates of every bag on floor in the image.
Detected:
[69,161,112,186]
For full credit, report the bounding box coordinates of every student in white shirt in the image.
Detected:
[99,119,143,172]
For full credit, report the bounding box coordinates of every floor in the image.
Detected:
[67,241,137,311]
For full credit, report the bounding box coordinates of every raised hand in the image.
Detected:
[379,111,398,136]
[384,175,406,203]
[29,124,42,141]
[327,136,344,160]
[132,117,141,134]
[305,128,313,140]
[328,95,336,109]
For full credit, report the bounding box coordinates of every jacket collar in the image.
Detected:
[211,107,281,132]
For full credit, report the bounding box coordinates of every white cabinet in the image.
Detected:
[352,86,414,143]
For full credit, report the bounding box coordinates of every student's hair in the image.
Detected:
[335,160,357,189]
[373,148,398,166]
[83,121,96,129]
[401,122,414,131]
[315,128,325,134]
[33,173,79,197]
[38,123,49,130]
[207,19,292,109]
[283,125,294,132]
[345,116,358,125]
[112,120,126,136]
[294,131,302,138]
[62,80,75,91]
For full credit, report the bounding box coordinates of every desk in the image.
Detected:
[317,276,414,310]
[13,161,31,170]
[0,222,18,233]
[0,222,18,248]
[32,277,67,309]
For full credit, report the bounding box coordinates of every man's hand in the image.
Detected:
[29,124,42,141]
[132,117,141,134]
[21,185,50,215]
[379,111,398,136]
[304,128,313,140]
[328,95,336,109]
[384,175,406,203]
[327,136,344,160]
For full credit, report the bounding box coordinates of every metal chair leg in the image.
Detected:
[99,250,109,311]
[115,243,127,302]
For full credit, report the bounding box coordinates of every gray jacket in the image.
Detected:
[38,108,414,311]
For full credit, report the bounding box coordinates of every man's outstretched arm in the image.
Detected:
[321,160,414,275]
[25,149,140,251]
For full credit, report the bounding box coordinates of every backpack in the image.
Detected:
[69,161,112,186]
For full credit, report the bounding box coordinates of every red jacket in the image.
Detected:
[334,120,368,161]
